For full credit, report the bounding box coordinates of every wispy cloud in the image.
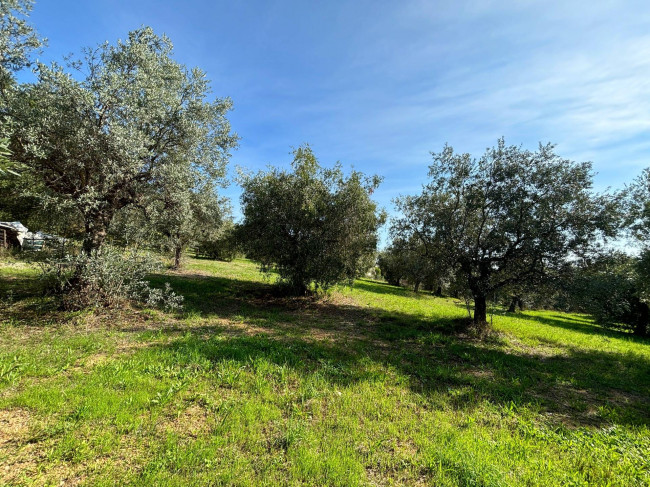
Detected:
[29,0,650,211]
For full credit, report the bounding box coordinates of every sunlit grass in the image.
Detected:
[1,257,648,486]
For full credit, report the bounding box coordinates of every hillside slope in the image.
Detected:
[1,257,648,486]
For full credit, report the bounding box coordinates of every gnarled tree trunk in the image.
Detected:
[82,209,113,255]
[473,293,487,325]
[507,295,524,313]
[173,244,183,270]
[634,302,649,337]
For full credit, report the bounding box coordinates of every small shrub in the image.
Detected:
[39,247,183,311]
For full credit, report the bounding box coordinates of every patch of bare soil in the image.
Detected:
[0,408,36,485]
[156,404,212,438]
[0,408,30,447]
[168,268,211,276]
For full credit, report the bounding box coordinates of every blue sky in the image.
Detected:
[26,0,650,225]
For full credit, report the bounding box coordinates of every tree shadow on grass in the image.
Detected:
[0,269,67,323]
[354,279,411,297]
[454,302,648,344]
[6,268,650,428]
[0,274,44,301]
[143,317,650,428]
[138,271,650,428]
[148,272,269,313]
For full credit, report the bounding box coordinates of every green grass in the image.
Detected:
[1,257,648,486]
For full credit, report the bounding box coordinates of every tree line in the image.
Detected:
[1,1,648,337]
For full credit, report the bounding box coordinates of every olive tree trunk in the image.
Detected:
[635,302,649,337]
[473,293,488,325]
[81,209,113,255]
[508,296,525,313]
[173,244,183,270]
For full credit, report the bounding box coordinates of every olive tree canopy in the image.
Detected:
[239,145,385,294]
[0,0,43,92]
[11,27,237,254]
[1,0,44,175]
[111,171,231,269]
[393,139,616,326]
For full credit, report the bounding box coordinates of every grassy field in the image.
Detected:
[0,256,649,486]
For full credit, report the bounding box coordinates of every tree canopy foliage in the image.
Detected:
[10,27,237,255]
[0,0,44,93]
[110,158,231,269]
[581,168,650,336]
[378,237,443,292]
[392,139,617,325]
[561,252,648,336]
[1,0,44,177]
[239,145,385,294]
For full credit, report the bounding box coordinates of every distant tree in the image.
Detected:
[379,237,444,292]
[618,166,650,336]
[239,145,385,294]
[564,252,648,337]
[113,167,230,269]
[10,27,237,256]
[195,220,241,262]
[395,239,428,292]
[377,248,405,287]
[393,139,616,327]
[178,187,232,265]
[634,250,650,333]
[1,0,44,177]
[157,183,230,269]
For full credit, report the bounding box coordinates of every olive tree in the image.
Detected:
[562,253,648,337]
[613,166,650,336]
[393,139,615,326]
[1,0,44,177]
[195,220,241,262]
[10,27,237,255]
[239,145,385,294]
[377,248,405,287]
[153,175,231,269]
[165,184,230,268]
[1,0,43,93]
[114,173,230,269]
[379,237,444,292]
